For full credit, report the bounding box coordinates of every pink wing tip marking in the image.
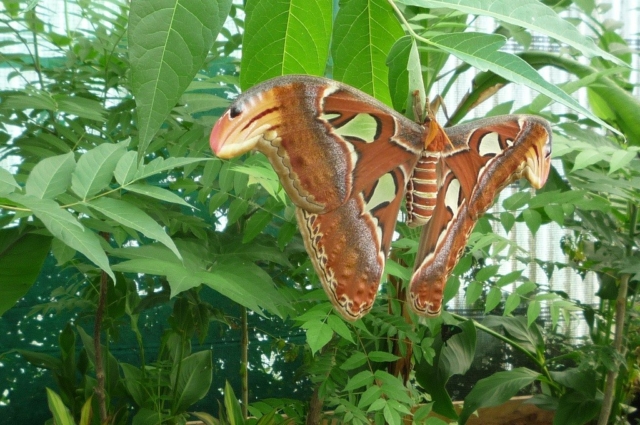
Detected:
[210,112,229,154]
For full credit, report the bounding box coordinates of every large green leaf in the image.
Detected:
[111,257,285,317]
[0,167,20,196]
[71,142,127,200]
[459,368,540,425]
[553,390,601,425]
[398,0,624,66]
[0,229,52,316]
[134,156,210,181]
[482,315,544,355]
[387,35,427,118]
[129,0,232,155]
[8,194,115,282]
[414,319,476,419]
[332,0,404,106]
[302,320,333,355]
[1,92,106,121]
[170,350,212,413]
[223,381,245,425]
[88,197,182,260]
[25,152,75,199]
[53,94,107,121]
[426,32,611,131]
[125,183,193,208]
[46,388,76,425]
[241,0,332,89]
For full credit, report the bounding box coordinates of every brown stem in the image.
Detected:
[306,386,323,425]
[240,306,249,419]
[94,232,110,424]
[597,274,629,425]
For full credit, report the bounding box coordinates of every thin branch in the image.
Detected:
[94,232,110,424]
[240,306,249,419]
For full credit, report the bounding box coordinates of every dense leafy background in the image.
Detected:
[0,0,638,424]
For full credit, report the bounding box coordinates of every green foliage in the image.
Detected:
[1,0,639,424]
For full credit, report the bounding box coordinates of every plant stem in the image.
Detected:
[450,313,559,393]
[240,306,249,419]
[597,274,629,425]
[306,386,323,425]
[598,204,637,424]
[94,250,109,424]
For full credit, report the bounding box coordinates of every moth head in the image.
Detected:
[210,89,282,158]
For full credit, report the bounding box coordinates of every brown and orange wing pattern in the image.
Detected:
[210,75,431,320]
[408,115,552,317]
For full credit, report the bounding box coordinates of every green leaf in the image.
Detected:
[332,0,404,106]
[135,157,210,181]
[515,281,537,296]
[71,142,127,200]
[9,194,114,282]
[476,264,500,281]
[242,210,272,243]
[0,229,51,316]
[223,381,245,425]
[387,36,413,113]
[327,314,355,344]
[304,320,333,355]
[25,152,75,199]
[527,300,541,327]
[0,167,20,196]
[424,32,614,132]
[113,257,284,316]
[341,352,368,370]
[88,197,182,260]
[459,368,540,425]
[523,209,542,234]
[482,315,543,354]
[209,191,229,214]
[609,148,637,174]
[465,281,483,306]
[500,211,515,233]
[344,370,375,392]
[399,0,624,66]
[439,320,476,377]
[496,270,523,287]
[503,292,521,315]
[120,363,147,407]
[129,0,232,154]
[359,385,383,409]
[170,350,213,413]
[367,398,387,412]
[241,0,332,89]
[132,408,163,425]
[368,351,400,363]
[383,403,402,425]
[553,390,600,425]
[232,163,287,205]
[573,149,605,171]
[125,182,193,208]
[544,204,565,225]
[485,287,502,313]
[384,258,411,281]
[46,388,76,425]
[54,94,107,121]
[114,151,139,185]
[79,396,93,425]
[502,191,531,210]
